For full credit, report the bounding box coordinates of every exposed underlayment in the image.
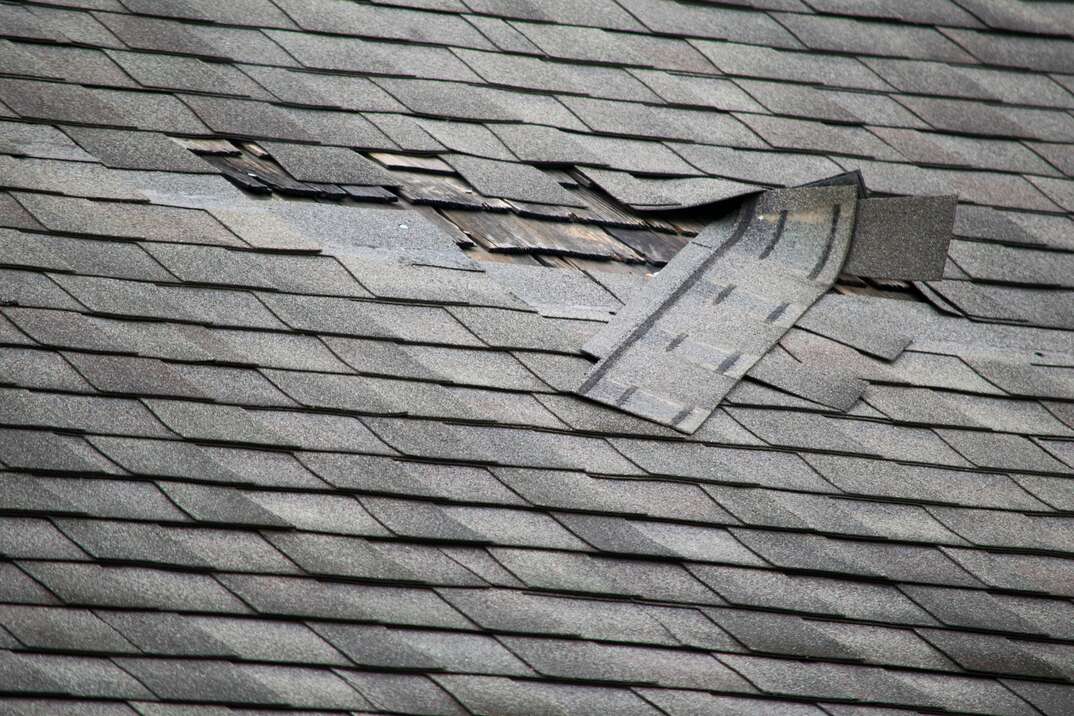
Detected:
[1,0,1074,714]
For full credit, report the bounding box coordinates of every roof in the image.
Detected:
[1,0,1074,714]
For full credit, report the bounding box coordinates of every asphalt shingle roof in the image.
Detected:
[1,0,1074,714]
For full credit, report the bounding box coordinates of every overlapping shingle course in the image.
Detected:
[1,0,1074,713]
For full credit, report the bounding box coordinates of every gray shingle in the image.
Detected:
[63,127,212,173]
[447,155,583,206]
[942,28,1074,74]
[253,405,397,450]
[1004,680,1074,716]
[248,491,389,536]
[179,95,312,141]
[639,689,826,716]
[338,671,466,716]
[260,142,399,186]
[0,427,121,473]
[115,658,287,705]
[437,674,660,716]
[107,50,272,97]
[774,12,973,62]
[0,77,125,126]
[21,562,247,612]
[448,305,594,351]
[738,114,900,159]
[217,574,471,627]
[440,588,676,644]
[937,428,1070,473]
[365,417,639,473]
[142,399,279,445]
[499,636,753,690]
[281,532,482,584]
[243,66,403,111]
[693,40,889,90]
[620,0,801,47]
[13,193,242,246]
[0,516,85,559]
[157,482,289,528]
[844,194,956,280]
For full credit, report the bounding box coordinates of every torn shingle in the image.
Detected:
[576,183,860,432]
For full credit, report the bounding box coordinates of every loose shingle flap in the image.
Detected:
[574,177,955,433]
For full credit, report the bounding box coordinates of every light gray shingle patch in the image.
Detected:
[263,294,482,346]
[23,562,247,612]
[735,79,857,124]
[237,202,464,256]
[282,107,397,150]
[896,95,1074,143]
[1029,175,1074,212]
[375,78,588,130]
[794,295,912,361]
[803,0,981,26]
[436,675,662,716]
[576,184,859,433]
[671,144,843,187]
[339,672,467,715]
[93,13,222,57]
[482,262,620,315]
[448,305,596,352]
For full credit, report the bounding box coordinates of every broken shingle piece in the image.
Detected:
[843,195,957,280]
[576,183,860,433]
